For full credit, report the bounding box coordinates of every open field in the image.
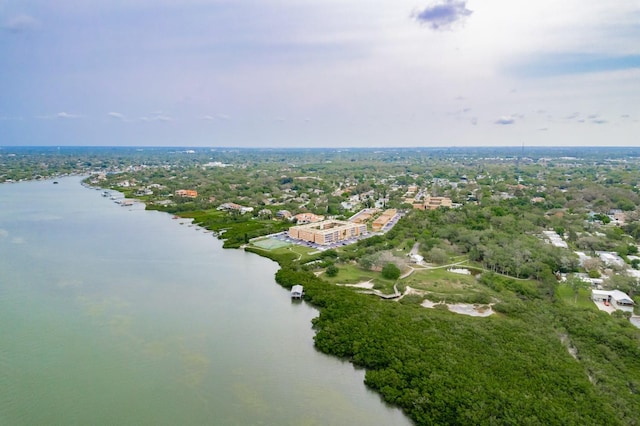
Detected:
[399,268,497,304]
[556,284,599,310]
[321,263,398,293]
[251,237,290,250]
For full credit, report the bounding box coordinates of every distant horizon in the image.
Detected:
[2,144,640,152]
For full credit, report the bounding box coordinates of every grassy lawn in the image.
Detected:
[324,264,505,300]
[402,268,477,291]
[401,268,499,304]
[322,263,379,285]
[556,284,598,309]
[370,276,397,293]
[267,244,317,262]
[317,263,397,294]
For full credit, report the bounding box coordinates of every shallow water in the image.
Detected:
[0,177,411,425]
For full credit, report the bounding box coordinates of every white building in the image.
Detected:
[542,230,568,249]
[291,285,304,299]
[573,273,604,286]
[592,289,635,313]
[596,251,626,268]
[574,251,592,267]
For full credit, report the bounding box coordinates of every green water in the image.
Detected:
[0,177,411,425]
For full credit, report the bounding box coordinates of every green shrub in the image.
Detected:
[326,265,339,277]
[381,263,401,280]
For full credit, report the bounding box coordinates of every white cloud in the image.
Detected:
[57,112,80,119]
[108,111,126,120]
[36,112,81,119]
[198,114,231,121]
[2,14,40,33]
[140,112,172,122]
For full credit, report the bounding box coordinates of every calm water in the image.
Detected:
[0,177,411,425]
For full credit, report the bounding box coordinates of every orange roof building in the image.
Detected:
[175,189,198,198]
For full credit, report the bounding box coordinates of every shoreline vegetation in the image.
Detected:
[4,146,640,425]
[249,242,640,425]
[244,242,639,425]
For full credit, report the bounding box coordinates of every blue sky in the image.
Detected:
[1,0,639,147]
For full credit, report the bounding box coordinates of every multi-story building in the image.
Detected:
[372,209,397,231]
[413,196,452,210]
[288,220,367,245]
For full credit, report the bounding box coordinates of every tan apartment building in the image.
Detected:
[351,212,373,223]
[372,209,397,231]
[288,220,367,245]
[413,196,452,210]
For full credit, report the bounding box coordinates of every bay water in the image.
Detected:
[0,177,410,425]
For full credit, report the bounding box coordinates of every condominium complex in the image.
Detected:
[372,209,397,231]
[413,196,452,210]
[288,219,367,245]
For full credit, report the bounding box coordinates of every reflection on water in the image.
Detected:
[0,177,411,425]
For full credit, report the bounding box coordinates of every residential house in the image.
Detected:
[217,202,254,214]
[608,209,627,225]
[276,210,292,220]
[592,289,635,313]
[293,212,325,224]
[542,230,568,249]
[596,251,626,268]
[175,189,198,198]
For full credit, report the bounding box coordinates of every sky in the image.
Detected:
[1,0,639,147]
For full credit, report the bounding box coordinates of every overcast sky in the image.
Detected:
[1,0,639,147]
